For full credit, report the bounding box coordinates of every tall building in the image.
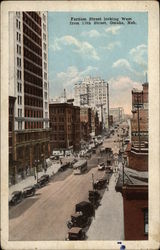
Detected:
[49,103,81,153]
[9,12,50,184]
[109,107,124,123]
[74,76,109,129]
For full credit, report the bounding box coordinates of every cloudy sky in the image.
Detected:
[48,12,148,114]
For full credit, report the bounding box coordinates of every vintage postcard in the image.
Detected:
[1,1,159,250]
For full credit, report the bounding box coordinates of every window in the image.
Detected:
[43,14,46,22]
[18,108,22,117]
[18,95,22,105]
[17,45,21,55]
[18,121,22,130]
[45,102,48,109]
[44,52,47,61]
[17,70,21,80]
[144,208,148,234]
[17,57,21,67]
[44,72,47,80]
[43,33,46,41]
[43,23,46,31]
[44,62,47,70]
[44,92,47,100]
[44,82,47,90]
[43,42,46,51]
[45,112,48,118]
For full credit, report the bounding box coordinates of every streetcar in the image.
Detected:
[73,159,87,175]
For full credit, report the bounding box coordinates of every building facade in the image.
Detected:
[9,12,50,184]
[116,80,148,240]
[49,103,81,153]
[74,76,109,129]
[109,107,124,123]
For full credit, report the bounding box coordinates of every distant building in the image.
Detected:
[49,103,81,153]
[9,12,50,184]
[74,76,109,129]
[131,82,148,143]
[109,107,124,123]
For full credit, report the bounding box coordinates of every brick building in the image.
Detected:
[116,81,148,240]
[49,103,80,153]
[80,107,91,142]
[9,12,50,184]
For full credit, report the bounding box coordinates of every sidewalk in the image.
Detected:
[87,173,124,240]
[9,161,62,200]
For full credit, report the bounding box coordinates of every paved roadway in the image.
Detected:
[9,151,106,240]
[9,126,125,241]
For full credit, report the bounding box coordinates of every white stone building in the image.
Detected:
[74,76,109,129]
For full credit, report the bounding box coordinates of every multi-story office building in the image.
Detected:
[109,107,124,123]
[74,76,109,129]
[9,12,50,184]
[49,103,81,153]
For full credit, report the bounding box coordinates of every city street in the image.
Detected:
[9,129,124,241]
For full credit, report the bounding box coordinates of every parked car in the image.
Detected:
[93,178,107,190]
[67,212,90,229]
[37,174,49,187]
[98,162,105,171]
[23,185,36,198]
[88,190,101,206]
[75,201,94,217]
[66,227,85,241]
[9,191,23,206]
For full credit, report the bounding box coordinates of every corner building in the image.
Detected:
[9,12,50,184]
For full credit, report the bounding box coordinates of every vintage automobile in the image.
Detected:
[98,162,105,171]
[58,162,70,172]
[66,227,85,241]
[37,174,49,187]
[75,201,94,217]
[93,178,107,190]
[92,148,96,154]
[23,185,36,198]
[9,191,23,206]
[88,190,101,207]
[67,212,90,229]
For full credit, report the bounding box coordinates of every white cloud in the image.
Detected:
[129,44,147,67]
[112,58,132,70]
[81,30,100,38]
[102,41,121,51]
[55,65,98,88]
[51,35,100,60]
[105,25,122,35]
[109,76,142,114]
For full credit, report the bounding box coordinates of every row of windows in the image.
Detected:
[51,135,65,141]
[24,84,43,97]
[26,12,41,26]
[23,13,41,36]
[24,36,42,57]
[25,96,43,108]
[24,59,42,77]
[50,116,65,122]
[24,71,42,87]
[24,48,42,67]
[25,109,43,118]
[50,108,65,114]
[25,121,43,129]
[23,23,42,46]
